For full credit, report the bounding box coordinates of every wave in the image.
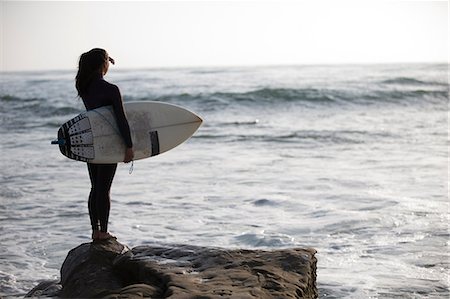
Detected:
[0,95,81,130]
[1,95,80,115]
[216,88,336,103]
[381,77,447,86]
[147,88,339,107]
[2,78,446,131]
[151,86,448,109]
[214,88,339,104]
[194,129,394,145]
[234,231,295,247]
[0,95,41,103]
[217,120,260,126]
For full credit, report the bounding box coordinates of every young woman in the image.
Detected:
[75,48,134,241]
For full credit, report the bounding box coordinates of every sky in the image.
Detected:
[0,0,448,71]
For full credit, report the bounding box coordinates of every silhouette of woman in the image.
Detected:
[75,48,134,240]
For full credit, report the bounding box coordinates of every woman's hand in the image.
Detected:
[124,147,134,163]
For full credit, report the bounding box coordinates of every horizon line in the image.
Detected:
[1,61,448,74]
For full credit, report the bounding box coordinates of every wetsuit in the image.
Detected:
[81,74,133,233]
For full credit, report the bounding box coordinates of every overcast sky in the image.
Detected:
[1,0,448,71]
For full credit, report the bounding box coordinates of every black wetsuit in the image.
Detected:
[81,75,133,232]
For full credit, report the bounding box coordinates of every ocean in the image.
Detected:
[0,64,448,298]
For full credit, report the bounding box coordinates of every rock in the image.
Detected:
[27,239,317,298]
[25,280,61,297]
[59,240,131,298]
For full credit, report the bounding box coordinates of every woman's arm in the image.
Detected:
[110,85,134,162]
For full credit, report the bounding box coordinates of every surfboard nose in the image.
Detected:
[194,114,203,125]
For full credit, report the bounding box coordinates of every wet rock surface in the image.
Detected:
[27,239,317,298]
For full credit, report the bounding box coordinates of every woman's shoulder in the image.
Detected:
[98,78,118,89]
[97,79,120,95]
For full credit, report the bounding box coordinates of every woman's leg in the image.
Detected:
[87,163,99,233]
[94,163,117,233]
[87,163,117,239]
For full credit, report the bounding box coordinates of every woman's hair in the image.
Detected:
[75,48,109,98]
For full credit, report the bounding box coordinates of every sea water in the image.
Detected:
[0,64,448,298]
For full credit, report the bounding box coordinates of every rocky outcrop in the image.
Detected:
[27,239,317,298]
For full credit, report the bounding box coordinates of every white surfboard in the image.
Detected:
[52,101,202,163]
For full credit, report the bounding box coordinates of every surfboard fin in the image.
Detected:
[51,139,66,145]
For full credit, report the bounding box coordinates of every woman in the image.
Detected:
[75,48,134,241]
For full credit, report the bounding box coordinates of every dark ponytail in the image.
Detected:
[75,48,108,98]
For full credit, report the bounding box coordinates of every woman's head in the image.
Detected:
[75,48,114,98]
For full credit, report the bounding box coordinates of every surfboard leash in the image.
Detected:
[129,161,134,174]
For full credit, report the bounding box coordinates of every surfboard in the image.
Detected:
[52,101,202,163]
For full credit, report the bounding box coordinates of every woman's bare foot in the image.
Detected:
[92,230,100,240]
[96,231,116,240]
